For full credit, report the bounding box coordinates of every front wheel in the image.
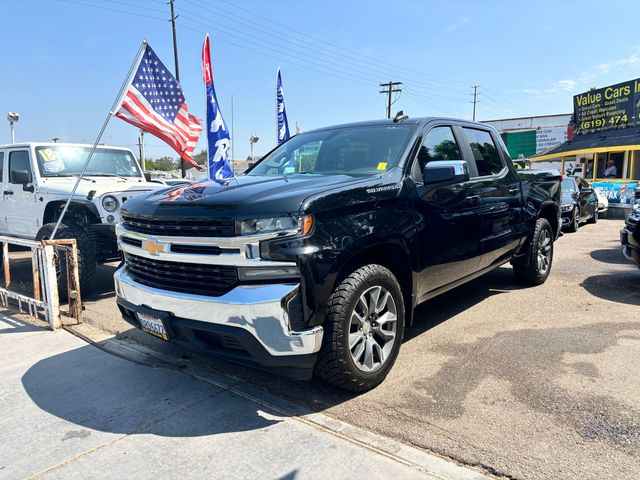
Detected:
[512,218,554,286]
[566,207,579,233]
[314,264,405,392]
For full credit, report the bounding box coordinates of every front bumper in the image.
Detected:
[114,267,323,378]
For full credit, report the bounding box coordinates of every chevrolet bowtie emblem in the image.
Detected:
[141,238,167,256]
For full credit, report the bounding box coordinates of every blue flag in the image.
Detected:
[276,68,290,145]
[202,35,234,183]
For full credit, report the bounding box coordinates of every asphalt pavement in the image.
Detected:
[3,217,639,479]
[0,313,487,480]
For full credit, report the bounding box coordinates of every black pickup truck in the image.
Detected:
[114,117,561,391]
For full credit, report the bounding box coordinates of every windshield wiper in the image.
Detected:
[86,172,129,180]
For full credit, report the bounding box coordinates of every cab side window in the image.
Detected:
[463,128,505,177]
[9,151,32,184]
[413,126,462,180]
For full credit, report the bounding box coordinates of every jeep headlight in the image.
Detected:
[238,215,313,236]
[101,195,120,212]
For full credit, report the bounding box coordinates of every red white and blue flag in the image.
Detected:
[202,35,234,183]
[115,44,202,167]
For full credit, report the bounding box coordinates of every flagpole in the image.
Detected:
[51,40,147,239]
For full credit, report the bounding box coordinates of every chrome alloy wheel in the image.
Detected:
[348,285,398,372]
[537,228,552,275]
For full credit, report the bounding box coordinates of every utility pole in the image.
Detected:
[138,129,145,171]
[471,85,480,121]
[379,81,402,119]
[52,137,60,143]
[169,0,186,177]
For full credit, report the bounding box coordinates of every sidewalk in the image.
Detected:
[0,313,487,480]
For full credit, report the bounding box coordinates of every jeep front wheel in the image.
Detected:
[36,222,96,297]
[314,264,405,392]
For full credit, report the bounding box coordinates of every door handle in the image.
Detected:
[464,195,480,205]
[508,188,519,194]
[3,190,13,195]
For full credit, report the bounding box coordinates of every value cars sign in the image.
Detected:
[574,78,640,134]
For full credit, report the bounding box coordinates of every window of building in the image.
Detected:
[633,151,640,180]
[9,150,32,184]
[463,128,505,176]
[598,152,624,179]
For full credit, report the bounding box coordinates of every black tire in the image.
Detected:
[587,208,598,224]
[36,222,96,297]
[512,218,554,286]
[314,264,405,392]
[566,207,579,233]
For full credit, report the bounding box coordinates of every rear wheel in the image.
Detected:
[566,207,579,233]
[314,264,405,392]
[36,222,96,298]
[513,218,554,286]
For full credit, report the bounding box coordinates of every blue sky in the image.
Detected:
[1,0,640,161]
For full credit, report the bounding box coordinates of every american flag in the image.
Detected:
[115,44,202,166]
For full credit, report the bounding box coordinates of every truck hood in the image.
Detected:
[38,177,161,199]
[121,174,381,218]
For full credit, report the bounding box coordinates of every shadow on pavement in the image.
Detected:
[581,271,640,306]
[85,262,119,300]
[406,266,527,341]
[0,314,46,334]
[20,342,285,437]
[590,248,630,265]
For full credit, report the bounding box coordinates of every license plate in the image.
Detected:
[137,312,169,341]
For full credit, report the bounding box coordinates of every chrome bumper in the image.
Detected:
[114,266,323,357]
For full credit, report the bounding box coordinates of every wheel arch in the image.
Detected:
[538,202,560,239]
[42,200,100,226]
[332,241,416,327]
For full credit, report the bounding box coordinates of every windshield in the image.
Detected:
[561,178,577,193]
[247,124,414,176]
[35,146,142,178]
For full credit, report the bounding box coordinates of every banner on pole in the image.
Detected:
[276,68,290,145]
[202,35,234,183]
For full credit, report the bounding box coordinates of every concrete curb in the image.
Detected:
[82,331,491,480]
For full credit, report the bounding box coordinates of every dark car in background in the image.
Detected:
[621,186,640,269]
[561,176,598,232]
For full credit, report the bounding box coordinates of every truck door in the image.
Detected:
[0,151,7,233]
[459,127,524,270]
[411,125,484,296]
[4,149,39,238]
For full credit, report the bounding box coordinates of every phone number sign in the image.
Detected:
[573,78,640,135]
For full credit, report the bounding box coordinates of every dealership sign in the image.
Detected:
[574,78,640,135]
[505,126,568,158]
[592,181,639,204]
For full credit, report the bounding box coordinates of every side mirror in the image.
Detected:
[10,169,33,191]
[143,172,152,182]
[423,160,469,185]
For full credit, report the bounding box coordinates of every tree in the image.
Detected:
[192,149,206,166]
[145,156,178,171]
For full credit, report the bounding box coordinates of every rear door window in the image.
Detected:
[462,128,505,177]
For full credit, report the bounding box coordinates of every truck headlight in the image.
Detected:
[102,195,120,212]
[238,215,313,236]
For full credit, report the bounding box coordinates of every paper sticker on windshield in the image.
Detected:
[38,149,65,173]
[377,162,388,171]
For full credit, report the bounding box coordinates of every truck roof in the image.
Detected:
[305,116,491,133]
[0,141,133,151]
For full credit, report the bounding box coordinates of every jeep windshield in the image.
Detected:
[35,146,142,178]
[247,124,414,176]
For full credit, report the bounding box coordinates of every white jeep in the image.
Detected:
[0,142,162,293]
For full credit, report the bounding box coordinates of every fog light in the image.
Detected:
[107,215,115,223]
